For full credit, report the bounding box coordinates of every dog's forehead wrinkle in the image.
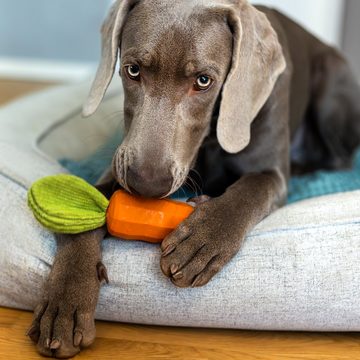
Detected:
[124,0,231,48]
[146,25,230,80]
[185,61,196,77]
[140,0,232,14]
[140,0,215,19]
[122,0,234,79]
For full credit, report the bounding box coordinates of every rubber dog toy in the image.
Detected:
[28,174,194,243]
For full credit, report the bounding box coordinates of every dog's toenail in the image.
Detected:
[170,264,179,274]
[162,244,176,257]
[26,325,39,342]
[96,261,109,284]
[50,339,61,350]
[45,338,51,348]
[173,271,183,280]
[74,331,83,347]
[192,275,203,287]
[26,325,36,336]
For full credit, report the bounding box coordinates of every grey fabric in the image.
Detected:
[1,82,360,331]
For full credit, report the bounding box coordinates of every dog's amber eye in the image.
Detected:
[126,65,140,80]
[194,75,213,91]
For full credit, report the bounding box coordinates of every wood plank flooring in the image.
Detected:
[1,307,360,360]
[0,79,55,106]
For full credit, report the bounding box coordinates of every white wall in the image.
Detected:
[251,0,345,47]
[0,0,113,62]
[0,0,112,82]
[343,0,360,80]
[0,0,346,82]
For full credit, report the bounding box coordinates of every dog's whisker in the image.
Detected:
[189,176,199,193]
[190,168,204,190]
[186,175,201,196]
[162,166,179,199]
[162,167,187,199]
[184,178,197,196]
[191,172,203,192]
[123,148,132,193]
[179,186,187,199]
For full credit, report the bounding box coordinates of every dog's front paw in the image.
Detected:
[27,260,107,358]
[160,197,242,288]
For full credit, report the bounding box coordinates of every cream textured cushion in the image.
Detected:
[0,81,359,331]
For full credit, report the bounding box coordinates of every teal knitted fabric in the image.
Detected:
[60,137,360,204]
[288,150,360,203]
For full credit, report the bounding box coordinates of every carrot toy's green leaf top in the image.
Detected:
[28,174,109,234]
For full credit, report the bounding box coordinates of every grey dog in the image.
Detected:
[27,0,360,358]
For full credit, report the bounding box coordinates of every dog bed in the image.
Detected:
[1,81,360,331]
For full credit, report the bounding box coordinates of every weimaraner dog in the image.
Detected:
[28,0,360,357]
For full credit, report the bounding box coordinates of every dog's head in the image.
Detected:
[84,0,285,198]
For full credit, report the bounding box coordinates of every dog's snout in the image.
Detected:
[129,166,155,182]
[126,164,173,198]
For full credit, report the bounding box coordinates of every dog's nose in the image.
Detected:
[126,165,173,198]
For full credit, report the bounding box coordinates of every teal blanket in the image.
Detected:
[60,137,360,204]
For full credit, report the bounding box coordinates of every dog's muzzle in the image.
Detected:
[126,163,174,198]
[113,147,178,198]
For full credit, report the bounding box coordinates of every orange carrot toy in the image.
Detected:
[28,174,194,243]
[107,190,194,242]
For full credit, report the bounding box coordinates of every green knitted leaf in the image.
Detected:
[28,174,109,234]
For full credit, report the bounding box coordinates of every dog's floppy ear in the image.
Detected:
[83,0,138,117]
[217,2,286,153]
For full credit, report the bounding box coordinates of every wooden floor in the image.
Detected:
[1,80,360,359]
[0,79,55,106]
[1,307,360,360]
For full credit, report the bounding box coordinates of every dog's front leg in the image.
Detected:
[27,228,107,358]
[160,170,286,288]
[27,179,117,358]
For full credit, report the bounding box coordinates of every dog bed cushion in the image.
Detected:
[1,81,360,331]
